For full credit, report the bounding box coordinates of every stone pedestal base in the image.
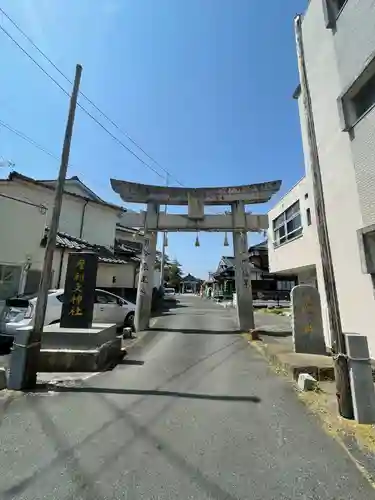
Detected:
[38,337,124,372]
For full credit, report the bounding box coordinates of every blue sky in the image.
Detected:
[0,0,307,279]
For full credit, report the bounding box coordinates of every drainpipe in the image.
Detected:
[79,200,89,238]
[57,248,66,288]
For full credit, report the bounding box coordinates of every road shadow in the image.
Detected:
[156,301,188,313]
[46,386,261,403]
[148,327,239,335]
[117,359,145,366]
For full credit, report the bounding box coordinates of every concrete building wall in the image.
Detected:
[333,0,375,90]
[332,0,375,228]
[80,202,117,249]
[268,1,375,355]
[0,179,118,249]
[268,177,317,275]
[0,193,48,268]
[302,0,375,355]
[96,262,136,289]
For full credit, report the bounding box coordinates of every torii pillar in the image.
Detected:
[134,202,159,331]
[232,201,254,331]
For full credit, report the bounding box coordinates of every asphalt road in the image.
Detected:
[0,296,373,499]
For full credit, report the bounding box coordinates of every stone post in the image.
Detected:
[291,284,326,355]
[134,203,159,332]
[345,334,375,424]
[231,201,254,330]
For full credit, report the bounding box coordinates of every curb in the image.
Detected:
[248,336,335,381]
[0,367,6,390]
[246,335,375,489]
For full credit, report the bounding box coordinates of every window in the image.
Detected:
[306,208,312,226]
[339,56,375,130]
[272,201,302,247]
[277,281,294,291]
[304,193,308,200]
[323,0,348,28]
[335,0,347,11]
[352,73,375,120]
[0,264,22,300]
[95,291,118,304]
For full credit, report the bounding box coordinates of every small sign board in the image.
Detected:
[60,252,98,329]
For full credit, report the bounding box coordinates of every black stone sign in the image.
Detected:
[60,252,98,329]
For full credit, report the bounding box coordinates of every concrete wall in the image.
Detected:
[0,179,118,249]
[96,262,137,289]
[268,1,375,354]
[303,0,375,355]
[48,250,138,291]
[268,177,318,274]
[333,0,375,90]
[332,0,375,228]
[0,193,48,268]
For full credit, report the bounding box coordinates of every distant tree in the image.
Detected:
[155,252,171,271]
[167,259,183,289]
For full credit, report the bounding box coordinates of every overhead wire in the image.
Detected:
[0,118,60,161]
[0,8,228,217]
[0,8,184,185]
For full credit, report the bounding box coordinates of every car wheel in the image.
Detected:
[125,312,135,329]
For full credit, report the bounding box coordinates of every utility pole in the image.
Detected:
[20,64,82,389]
[294,16,353,419]
[159,173,169,288]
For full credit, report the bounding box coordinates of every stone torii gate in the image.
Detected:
[111,179,281,332]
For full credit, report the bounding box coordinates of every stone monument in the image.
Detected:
[60,252,98,328]
[291,284,326,355]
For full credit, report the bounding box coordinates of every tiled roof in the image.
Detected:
[115,239,142,254]
[221,256,235,268]
[249,240,268,251]
[215,254,263,278]
[6,171,125,212]
[181,273,201,283]
[42,230,138,265]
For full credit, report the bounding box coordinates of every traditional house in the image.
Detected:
[0,171,143,301]
[212,242,297,301]
[180,274,202,293]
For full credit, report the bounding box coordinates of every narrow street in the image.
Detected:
[0,296,372,499]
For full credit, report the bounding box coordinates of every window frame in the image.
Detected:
[338,53,375,131]
[323,0,349,29]
[95,291,117,305]
[306,208,312,226]
[272,201,303,248]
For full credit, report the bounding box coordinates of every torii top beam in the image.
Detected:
[110,179,282,206]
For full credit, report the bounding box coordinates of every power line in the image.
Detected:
[0,23,164,180]
[0,117,128,196]
[0,7,184,186]
[0,118,60,161]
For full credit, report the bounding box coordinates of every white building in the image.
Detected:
[268,0,375,356]
[0,171,142,299]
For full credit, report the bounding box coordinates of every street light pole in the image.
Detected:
[17,64,82,390]
[294,16,353,419]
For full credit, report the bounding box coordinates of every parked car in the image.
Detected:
[0,288,135,352]
[163,287,176,301]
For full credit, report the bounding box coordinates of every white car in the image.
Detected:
[164,288,176,301]
[0,288,135,351]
